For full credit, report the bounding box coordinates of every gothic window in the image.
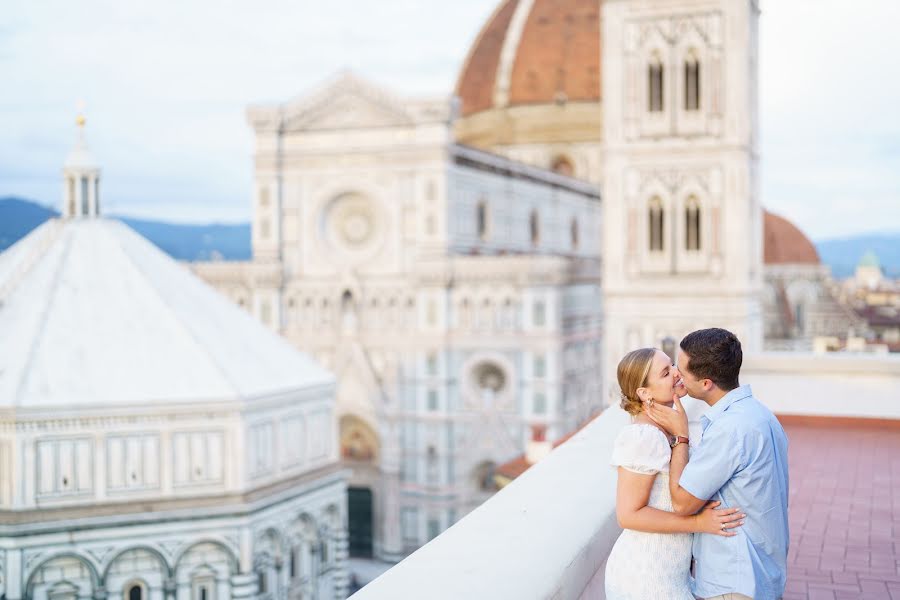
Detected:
[427,389,439,411]
[427,518,441,540]
[648,197,665,252]
[685,197,701,251]
[94,178,100,214]
[530,210,540,246]
[259,186,270,207]
[684,52,701,111]
[570,218,579,250]
[476,201,488,240]
[426,353,438,376]
[289,546,298,579]
[533,392,547,415]
[648,55,664,113]
[533,300,546,327]
[534,355,546,378]
[127,584,143,600]
[259,218,270,240]
[551,155,574,177]
[661,336,677,363]
[257,570,267,594]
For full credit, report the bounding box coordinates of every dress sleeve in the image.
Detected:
[610,425,671,475]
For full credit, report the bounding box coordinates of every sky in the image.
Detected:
[1,0,898,240]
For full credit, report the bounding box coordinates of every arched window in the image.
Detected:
[648,54,664,112]
[648,197,664,252]
[551,155,574,177]
[570,218,579,250]
[127,584,144,600]
[685,197,701,251]
[684,52,701,111]
[529,210,540,246]
[476,201,488,240]
[661,336,677,363]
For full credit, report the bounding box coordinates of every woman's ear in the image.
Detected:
[636,387,650,402]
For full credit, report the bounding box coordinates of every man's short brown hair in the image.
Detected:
[679,328,742,391]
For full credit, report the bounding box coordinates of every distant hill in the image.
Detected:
[0,197,251,261]
[815,233,900,279]
[2,197,899,277]
[0,197,57,250]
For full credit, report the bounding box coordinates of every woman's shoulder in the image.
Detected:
[615,422,670,445]
[611,423,671,474]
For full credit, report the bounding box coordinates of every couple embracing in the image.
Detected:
[604,328,789,600]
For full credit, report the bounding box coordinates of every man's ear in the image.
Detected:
[702,379,715,392]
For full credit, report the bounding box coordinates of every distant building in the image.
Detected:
[840,252,900,351]
[0,118,348,600]
[761,211,866,351]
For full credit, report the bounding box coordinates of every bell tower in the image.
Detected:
[600,0,763,400]
[63,112,101,218]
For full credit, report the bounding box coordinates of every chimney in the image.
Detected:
[525,424,552,465]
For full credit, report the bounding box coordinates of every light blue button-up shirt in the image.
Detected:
[680,384,790,600]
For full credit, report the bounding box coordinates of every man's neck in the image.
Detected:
[703,388,731,407]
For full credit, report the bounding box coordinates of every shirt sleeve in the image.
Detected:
[679,423,742,501]
[611,425,671,475]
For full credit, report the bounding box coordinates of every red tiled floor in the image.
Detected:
[784,421,900,600]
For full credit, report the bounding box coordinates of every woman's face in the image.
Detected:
[640,350,686,406]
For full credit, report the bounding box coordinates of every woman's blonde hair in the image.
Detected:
[617,348,657,416]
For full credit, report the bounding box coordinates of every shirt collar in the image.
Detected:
[700,384,753,425]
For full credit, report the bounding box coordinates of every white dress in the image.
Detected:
[604,424,694,600]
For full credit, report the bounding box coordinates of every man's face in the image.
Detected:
[676,349,705,399]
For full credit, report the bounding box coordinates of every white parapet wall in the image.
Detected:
[744,352,900,419]
[350,352,900,600]
[350,407,630,600]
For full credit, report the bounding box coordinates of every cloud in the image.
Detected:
[1,0,897,237]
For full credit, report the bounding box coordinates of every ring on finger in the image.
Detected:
[720,524,726,531]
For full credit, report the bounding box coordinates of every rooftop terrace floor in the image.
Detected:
[783,418,900,600]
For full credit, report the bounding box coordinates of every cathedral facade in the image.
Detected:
[193,0,847,564]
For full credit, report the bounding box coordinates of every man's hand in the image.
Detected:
[646,393,690,438]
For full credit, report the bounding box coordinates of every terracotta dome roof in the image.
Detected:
[455,0,601,117]
[764,211,820,265]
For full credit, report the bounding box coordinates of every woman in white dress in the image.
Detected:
[604,348,745,600]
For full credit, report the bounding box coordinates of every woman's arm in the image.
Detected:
[616,468,743,535]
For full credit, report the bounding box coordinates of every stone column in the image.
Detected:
[5,550,22,600]
[331,526,350,599]
[163,578,177,600]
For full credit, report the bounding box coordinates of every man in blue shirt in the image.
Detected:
[647,328,789,600]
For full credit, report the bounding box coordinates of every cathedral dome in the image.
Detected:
[454,0,602,148]
[763,211,820,265]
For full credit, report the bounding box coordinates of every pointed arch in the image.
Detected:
[684,50,701,111]
[648,197,665,252]
[648,52,664,112]
[685,196,702,251]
